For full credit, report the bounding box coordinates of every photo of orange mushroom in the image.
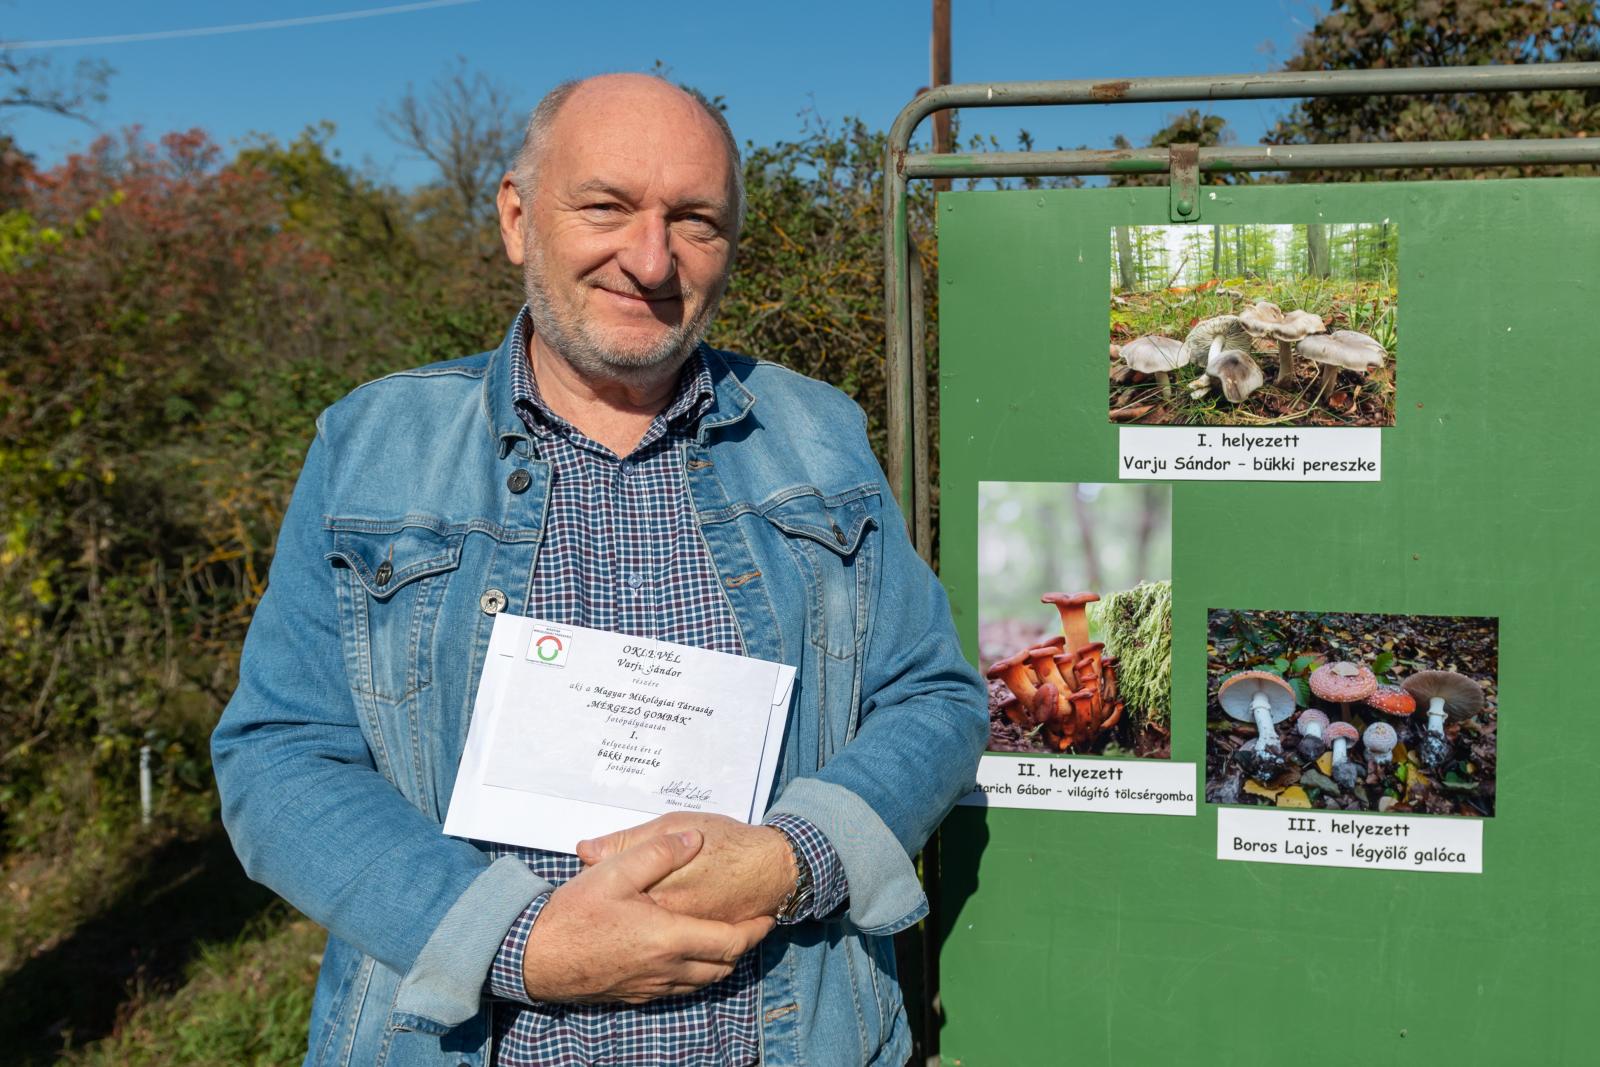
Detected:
[1205,608,1498,818]
[979,482,1172,759]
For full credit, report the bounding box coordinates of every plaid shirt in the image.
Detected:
[485,310,848,1065]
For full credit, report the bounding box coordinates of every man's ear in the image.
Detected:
[497,174,527,265]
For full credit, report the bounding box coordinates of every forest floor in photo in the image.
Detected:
[1108,277,1397,427]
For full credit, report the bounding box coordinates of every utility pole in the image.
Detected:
[931,0,952,191]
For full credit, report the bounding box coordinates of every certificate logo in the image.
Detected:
[527,628,570,667]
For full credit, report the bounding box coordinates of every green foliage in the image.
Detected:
[61,907,321,1066]
[1269,0,1600,179]
[1091,580,1171,728]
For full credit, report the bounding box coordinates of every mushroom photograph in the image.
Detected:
[1108,222,1397,426]
[979,482,1172,759]
[1205,608,1498,817]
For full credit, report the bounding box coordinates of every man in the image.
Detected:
[213,73,985,1067]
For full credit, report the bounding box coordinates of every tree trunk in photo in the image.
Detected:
[1234,225,1245,277]
[1115,225,1136,291]
[1211,225,1221,279]
[1071,493,1104,593]
[1307,223,1330,278]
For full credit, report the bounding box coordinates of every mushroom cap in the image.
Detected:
[1363,721,1398,751]
[1120,335,1187,373]
[1180,315,1252,369]
[1401,670,1486,720]
[985,649,1035,680]
[1298,330,1387,371]
[1212,351,1265,403]
[1238,302,1326,342]
[1324,721,1360,744]
[1217,670,1297,725]
[1367,685,1417,717]
[1041,592,1099,610]
[1309,661,1378,705]
[1296,708,1329,734]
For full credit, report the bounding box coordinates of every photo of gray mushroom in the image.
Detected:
[1205,609,1497,817]
[1109,223,1398,426]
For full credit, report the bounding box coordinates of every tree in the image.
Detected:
[380,56,523,235]
[1,47,111,121]
[1268,0,1600,179]
[1109,109,1244,188]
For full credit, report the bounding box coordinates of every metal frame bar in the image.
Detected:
[882,62,1600,557]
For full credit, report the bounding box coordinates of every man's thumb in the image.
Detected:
[610,829,703,890]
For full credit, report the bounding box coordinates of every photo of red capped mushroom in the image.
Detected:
[1207,608,1497,817]
[980,481,1172,760]
[1108,222,1397,426]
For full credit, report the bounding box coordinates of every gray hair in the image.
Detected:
[510,75,746,232]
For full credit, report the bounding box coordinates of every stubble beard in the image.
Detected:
[522,239,727,388]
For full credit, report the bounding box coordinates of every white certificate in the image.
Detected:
[442,614,795,854]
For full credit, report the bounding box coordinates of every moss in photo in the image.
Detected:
[1092,580,1171,730]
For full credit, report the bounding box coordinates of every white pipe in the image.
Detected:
[139,744,153,826]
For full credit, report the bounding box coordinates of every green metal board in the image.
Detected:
[935,179,1599,1065]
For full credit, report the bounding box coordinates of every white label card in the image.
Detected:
[1216,807,1482,873]
[1119,427,1381,482]
[957,754,1197,816]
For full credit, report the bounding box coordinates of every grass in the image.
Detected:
[61,906,321,1067]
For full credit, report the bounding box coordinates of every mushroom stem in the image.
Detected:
[1251,693,1281,755]
[1315,362,1339,403]
[1331,736,1351,766]
[1156,370,1171,399]
[1425,695,1448,735]
[1274,337,1295,386]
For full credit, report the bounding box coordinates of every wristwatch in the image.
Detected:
[773,826,813,923]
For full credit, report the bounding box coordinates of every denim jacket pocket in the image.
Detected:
[325,518,465,704]
[761,488,876,661]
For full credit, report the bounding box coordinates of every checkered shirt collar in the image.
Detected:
[507,306,717,442]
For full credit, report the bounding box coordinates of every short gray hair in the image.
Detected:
[510,75,746,232]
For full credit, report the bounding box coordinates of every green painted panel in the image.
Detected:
[935,180,1600,1066]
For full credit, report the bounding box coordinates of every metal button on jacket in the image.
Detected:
[374,561,394,586]
[831,523,846,545]
[506,469,532,494]
[479,588,508,615]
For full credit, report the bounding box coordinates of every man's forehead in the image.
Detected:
[542,78,733,202]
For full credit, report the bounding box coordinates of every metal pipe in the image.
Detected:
[902,138,1600,179]
[882,62,1600,555]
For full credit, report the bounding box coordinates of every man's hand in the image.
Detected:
[576,813,795,924]
[521,830,774,1004]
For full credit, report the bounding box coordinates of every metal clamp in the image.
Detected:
[1169,143,1200,222]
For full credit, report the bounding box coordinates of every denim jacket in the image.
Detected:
[212,319,987,1067]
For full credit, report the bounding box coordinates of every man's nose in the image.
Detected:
[615,214,675,291]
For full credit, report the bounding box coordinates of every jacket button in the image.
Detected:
[480,588,508,615]
[831,523,846,545]
[374,561,393,586]
[507,469,531,493]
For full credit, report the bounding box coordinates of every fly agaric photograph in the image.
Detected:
[1205,608,1498,818]
[979,482,1172,759]
[1108,222,1398,427]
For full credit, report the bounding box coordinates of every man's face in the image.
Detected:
[505,77,739,383]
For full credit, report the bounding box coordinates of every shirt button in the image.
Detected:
[507,469,532,493]
[480,588,508,615]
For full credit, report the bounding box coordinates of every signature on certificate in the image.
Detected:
[657,779,714,803]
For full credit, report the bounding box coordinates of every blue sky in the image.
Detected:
[3,0,1328,186]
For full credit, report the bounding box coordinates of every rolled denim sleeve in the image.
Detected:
[212,430,550,1033]
[766,410,987,937]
